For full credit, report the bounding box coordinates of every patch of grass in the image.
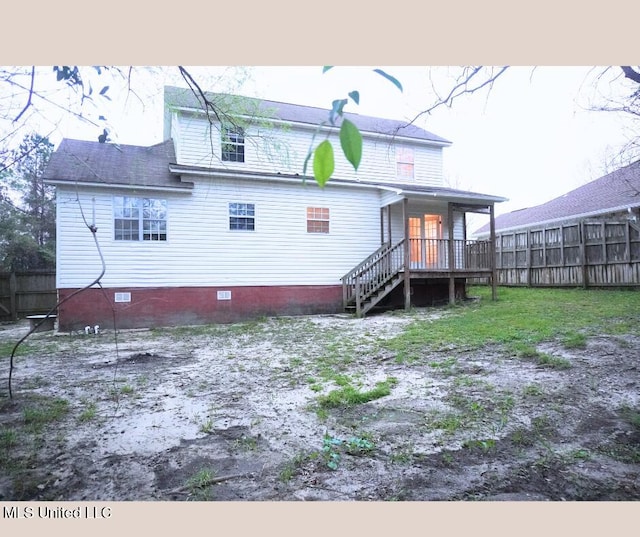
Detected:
[441,451,455,466]
[568,448,591,461]
[510,427,536,447]
[279,451,315,482]
[562,331,587,349]
[78,402,98,423]
[199,418,214,434]
[619,406,640,430]
[462,438,496,452]
[185,468,216,500]
[23,397,69,432]
[390,444,414,465]
[0,340,36,358]
[384,286,640,360]
[0,427,18,451]
[598,443,640,464]
[536,353,571,370]
[233,435,258,451]
[429,412,464,434]
[512,343,540,358]
[452,375,479,388]
[429,356,458,374]
[317,377,398,409]
[523,383,544,397]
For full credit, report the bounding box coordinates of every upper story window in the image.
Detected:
[396,147,414,180]
[229,202,255,231]
[307,207,330,233]
[114,196,167,241]
[221,125,245,163]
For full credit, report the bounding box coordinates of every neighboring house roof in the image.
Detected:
[42,138,192,191]
[475,160,640,236]
[164,86,451,146]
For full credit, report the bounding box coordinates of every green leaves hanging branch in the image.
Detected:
[304,67,402,187]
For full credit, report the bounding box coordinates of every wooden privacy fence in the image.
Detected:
[0,271,57,321]
[486,220,640,288]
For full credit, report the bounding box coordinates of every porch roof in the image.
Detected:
[364,180,508,207]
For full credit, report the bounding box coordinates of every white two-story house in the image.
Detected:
[43,86,505,330]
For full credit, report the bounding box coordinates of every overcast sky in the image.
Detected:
[33,66,639,223]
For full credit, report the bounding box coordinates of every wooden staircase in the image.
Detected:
[342,240,405,317]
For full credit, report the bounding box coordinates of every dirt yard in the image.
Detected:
[1,300,639,501]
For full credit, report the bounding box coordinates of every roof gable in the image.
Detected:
[475,160,640,235]
[164,86,451,145]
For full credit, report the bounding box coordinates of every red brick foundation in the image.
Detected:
[57,285,344,331]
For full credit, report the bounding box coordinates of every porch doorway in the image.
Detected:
[409,214,441,269]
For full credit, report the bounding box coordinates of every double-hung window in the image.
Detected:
[229,202,255,231]
[221,126,245,163]
[114,196,167,241]
[307,207,330,233]
[396,147,415,180]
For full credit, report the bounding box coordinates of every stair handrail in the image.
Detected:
[342,239,406,308]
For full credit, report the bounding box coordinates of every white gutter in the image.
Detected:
[167,165,385,191]
[44,179,194,194]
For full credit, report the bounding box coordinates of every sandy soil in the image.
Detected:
[1,307,639,501]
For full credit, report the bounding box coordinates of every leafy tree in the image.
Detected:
[0,133,55,271]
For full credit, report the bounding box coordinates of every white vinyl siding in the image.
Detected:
[55,180,383,289]
[171,114,445,186]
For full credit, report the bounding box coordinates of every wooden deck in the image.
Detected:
[342,238,495,317]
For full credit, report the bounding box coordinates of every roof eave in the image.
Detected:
[44,178,194,193]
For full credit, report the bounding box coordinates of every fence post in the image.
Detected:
[580,221,588,289]
[526,229,532,287]
[9,271,18,321]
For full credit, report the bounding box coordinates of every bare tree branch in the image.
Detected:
[406,66,510,129]
[621,66,640,85]
[13,66,35,124]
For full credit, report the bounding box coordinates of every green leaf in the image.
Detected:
[329,98,348,125]
[322,66,334,73]
[313,140,335,187]
[372,69,403,92]
[348,91,360,105]
[339,119,362,171]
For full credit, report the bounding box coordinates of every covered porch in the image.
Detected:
[342,188,504,317]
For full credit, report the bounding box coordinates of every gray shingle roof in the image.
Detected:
[42,138,191,190]
[164,86,451,145]
[475,160,640,236]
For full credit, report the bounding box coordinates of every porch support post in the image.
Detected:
[490,203,497,301]
[380,208,384,245]
[387,204,392,244]
[447,202,456,305]
[403,198,411,310]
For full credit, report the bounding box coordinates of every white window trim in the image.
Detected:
[228,202,256,231]
[113,196,168,242]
